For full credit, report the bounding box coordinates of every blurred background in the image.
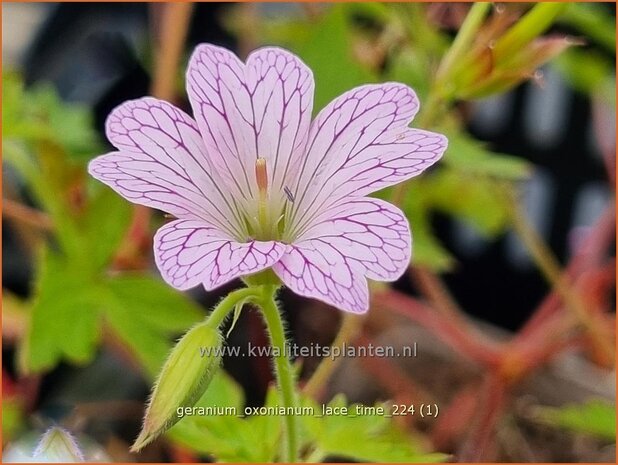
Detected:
[2,2,616,463]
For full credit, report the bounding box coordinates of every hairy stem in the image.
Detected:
[204,287,261,330]
[258,285,299,462]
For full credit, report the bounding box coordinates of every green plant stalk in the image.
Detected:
[258,285,299,462]
[393,5,491,205]
[204,287,261,329]
[436,2,492,84]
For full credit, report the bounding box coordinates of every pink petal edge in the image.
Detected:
[154,219,285,291]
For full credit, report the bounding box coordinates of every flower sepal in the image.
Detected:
[131,322,223,452]
[243,268,282,288]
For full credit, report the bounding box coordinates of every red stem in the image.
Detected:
[457,375,507,462]
[376,290,501,367]
[515,203,615,343]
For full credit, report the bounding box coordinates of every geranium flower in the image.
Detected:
[88,44,447,313]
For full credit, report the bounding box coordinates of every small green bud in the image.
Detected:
[131,322,223,452]
[33,427,84,462]
[3,428,110,462]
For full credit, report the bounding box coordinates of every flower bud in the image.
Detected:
[3,427,109,463]
[131,322,223,452]
[32,427,85,462]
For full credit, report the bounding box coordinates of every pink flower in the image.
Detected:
[88,44,447,313]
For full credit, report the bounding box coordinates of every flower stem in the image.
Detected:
[257,285,299,463]
[303,312,363,400]
[501,185,614,365]
[151,3,195,100]
[205,287,261,330]
[436,2,492,84]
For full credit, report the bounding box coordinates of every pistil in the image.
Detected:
[255,157,270,239]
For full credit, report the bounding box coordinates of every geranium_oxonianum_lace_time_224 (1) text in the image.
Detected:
[88,43,448,313]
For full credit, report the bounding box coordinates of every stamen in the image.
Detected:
[284,186,295,203]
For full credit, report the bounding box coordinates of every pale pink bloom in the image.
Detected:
[88,44,447,312]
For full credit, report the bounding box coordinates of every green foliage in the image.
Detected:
[297,6,378,111]
[170,384,445,463]
[302,394,447,463]
[257,4,378,112]
[536,399,616,441]
[554,49,615,104]
[2,72,102,160]
[2,399,25,443]
[443,131,531,180]
[104,276,204,376]
[429,131,531,237]
[3,72,204,376]
[23,249,103,372]
[392,185,455,272]
[22,247,204,375]
[168,372,268,462]
[559,3,616,53]
[386,46,432,102]
[552,3,615,102]
[381,128,531,271]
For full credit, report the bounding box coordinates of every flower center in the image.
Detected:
[244,157,287,242]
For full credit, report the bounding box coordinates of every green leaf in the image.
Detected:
[493,3,568,60]
[83,186,132,270]
[386,46,432,101]
[303,395,447,463]
[406,199,455,271]
[2,72,102,161]
[261,5,377,112]
[2,399,25,443]
[104,299,174,378]
[167,372,252,460]
[22,249,103,373]
[536,399,616,441]
[443,131,532,180]
[429,170,512,237]
[107,275,203,334]
[105,275,203,377]
[168,387,447,463]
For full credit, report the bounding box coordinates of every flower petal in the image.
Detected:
[273,243,369,313]
[154,220,285,291]
[88,98,246,239]
[286,84,446,238]
[186,44,314,209]
[298,197,411,281]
